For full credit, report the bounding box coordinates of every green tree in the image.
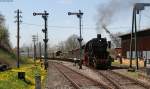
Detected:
[0,13,11,51]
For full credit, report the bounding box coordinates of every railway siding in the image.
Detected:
[56,60,150,89]
[52,61,110,89]
[53,61,120,89]
[110,70,150,89]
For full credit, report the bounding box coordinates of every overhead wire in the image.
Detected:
[143,13,150,19]
[22,22,133,30]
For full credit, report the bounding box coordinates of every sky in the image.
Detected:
[0,0,150,48]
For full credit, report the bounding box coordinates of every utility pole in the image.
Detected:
[39,42,42,59]
[36,33,39,58]
[27,47,30,58]
[15,9,22,68]
[32,35,37,64]
[33,11,49,70]
[68,10,83,69]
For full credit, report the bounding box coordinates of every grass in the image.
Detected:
[112,59,144,68]
[112,60,141,79]
[0,49,16,66]
[0,60,47,89]
[112,60,129,68]
[0,48,33,67]
[0,48,47,89]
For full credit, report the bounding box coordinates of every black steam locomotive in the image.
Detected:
[84,34,112,69]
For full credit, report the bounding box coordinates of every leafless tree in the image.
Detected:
[111,32,122,48]
[65,34,80,51]
[57,41,66,52]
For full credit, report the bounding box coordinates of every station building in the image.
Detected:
[119,29,150,60]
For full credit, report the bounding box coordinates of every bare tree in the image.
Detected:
[65,34,80,51]
[57,41,66,52]
[111,32,122,48]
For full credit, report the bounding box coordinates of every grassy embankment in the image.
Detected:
[0,49,47,89]
[0,62,47,89]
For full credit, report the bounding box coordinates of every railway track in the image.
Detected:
[98,70,150,89]
[52,62,111,89]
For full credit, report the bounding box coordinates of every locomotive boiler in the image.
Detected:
[84,34,112,68]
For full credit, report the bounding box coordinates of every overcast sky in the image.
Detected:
[0,0,150,48]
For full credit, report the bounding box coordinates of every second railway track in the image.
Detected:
[98,70,150,89]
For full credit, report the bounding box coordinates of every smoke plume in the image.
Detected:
[96,0,148,47]
[97,0,142,29]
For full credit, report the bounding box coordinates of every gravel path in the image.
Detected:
[45,62,75,89]
[53,62,107,89]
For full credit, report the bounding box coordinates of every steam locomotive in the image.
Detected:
[83,34,112,69]
[54,34,112,69]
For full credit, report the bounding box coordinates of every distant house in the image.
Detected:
[119,29,150,60]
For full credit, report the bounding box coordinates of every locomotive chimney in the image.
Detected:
[97,34,101,39]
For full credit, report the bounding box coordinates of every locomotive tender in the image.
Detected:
[83,34,112,68]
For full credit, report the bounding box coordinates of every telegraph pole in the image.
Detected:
[33,11,49,70]
[39,42,42,59]
[36,33,39,58]
[15,9,22,68]
[27,47,30,57]
[32,35,37,64]
[68,10,83,69]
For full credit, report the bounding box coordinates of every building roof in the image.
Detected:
[119,28,150,39]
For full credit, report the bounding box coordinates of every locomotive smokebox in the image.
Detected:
[97,34,101,39]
